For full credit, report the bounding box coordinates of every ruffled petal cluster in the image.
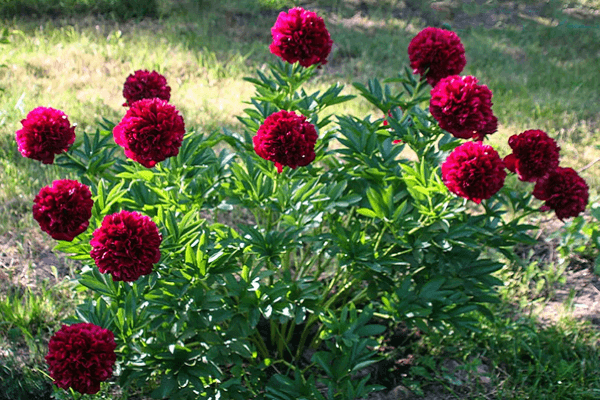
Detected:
[270,7,333,67]
[90,210,162,282]
[408,27,466,87]
[45,323,116,394]
[503,129,560,182]
[123,69,171,107]
[533,167,589,220]
[15,107,76,164]
[442,141,506,204]
[33,180,93,241]
[253,110,318,173]
[113,98,185,168]
[430,75,498,140]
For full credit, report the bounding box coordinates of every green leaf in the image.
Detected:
[351,359,380,373]
[79,275,113,297]
[151,374,177,399]
[355,324,386,337]
[356,208,378,218]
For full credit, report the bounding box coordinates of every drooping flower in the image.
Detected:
[15,107,76,164]
[533,167,589,220]
[253,110,318,173]
[90,210,162,282]
[33,180,93,241]
[503,129,560,182]
[408,27,467,87]
[430,75,498,141]
[46,323,116,394]
[270,7,333,67]
[113,98,185,168]
[122,69,171,107]
[442,141,506,204]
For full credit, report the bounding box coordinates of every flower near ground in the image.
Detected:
[408,27,467,87]
[253,110,318,173]
[270,7,333,68]
[122,69,171,107]
[113,98,185,168]
[90,210,162,282]
[533,167,589,220]
[45,323,116,394]
[503,129,560,182]
[15,107,76,164]
[442,141,506,204]
[33,180,93,241]
[430,75,498,141]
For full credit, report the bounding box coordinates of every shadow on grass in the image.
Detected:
[408,302,600,399]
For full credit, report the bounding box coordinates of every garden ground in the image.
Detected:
[1,0,600,399]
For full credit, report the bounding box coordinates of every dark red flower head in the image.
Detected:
[430,75,498,141]
[408,27,467,87]
[15,107,76,164]
[46,323,116,394]
[533,167,588,220]
[90,210,162,282]
[113,98,185,168]
[442,141,506,204]
[253,110,318,173]
[33,179,93,241]
[270,7,333,68]
[122,69,171,107]
[503,129,560,182]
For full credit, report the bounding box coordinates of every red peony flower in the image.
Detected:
[533,167,588,220]
[253,110,318,173]
[113,98,185,168]
[442,141,506,204]
[46,323,116,394]
[15,107,76,164]
[430,75,498,141]
[270,7,333,68]
[90,210,162,282]
[503,129,560,182]
[408,27,467,87]
[33,180,93,241]
[122,69,171,107]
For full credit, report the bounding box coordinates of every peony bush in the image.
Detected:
[15,7,589,400]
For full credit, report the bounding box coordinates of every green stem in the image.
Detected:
[69,388,82,400]
[250,333,270,359]
[294,314,318,360]
[373,224,388,255]
[271,320,293,358]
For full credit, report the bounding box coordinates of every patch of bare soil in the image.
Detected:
[537,268,600,326]
[0,230,75,294]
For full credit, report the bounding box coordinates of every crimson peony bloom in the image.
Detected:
[270,7,333,67]
[253,110,318,173]
[408,27,467,87]
[33,180,93,241]
[90,210,162,282]
[442,141,506,204]
[46,323,116,394]
[122,69,171,107]
[503,129,560,182]
[430,75,498,141]
[113,98,185,168]
[15,107,76,164]
[533,167,589,220]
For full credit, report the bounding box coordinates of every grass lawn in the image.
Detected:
[1,0,599,399]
